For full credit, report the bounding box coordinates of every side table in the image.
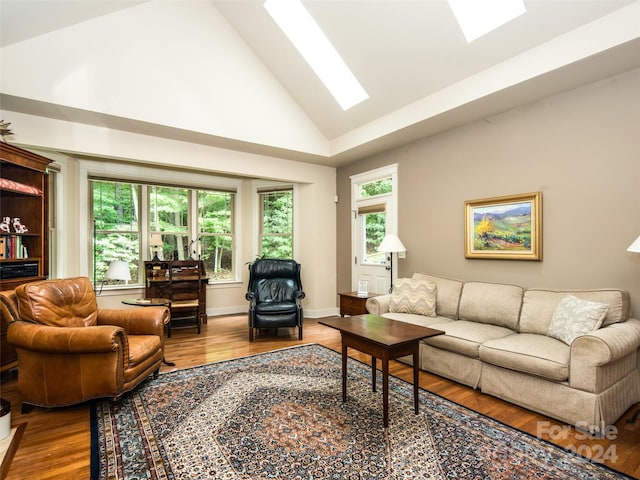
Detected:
[339,291,382,317]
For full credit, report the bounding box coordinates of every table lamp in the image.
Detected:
[150,234,163,261]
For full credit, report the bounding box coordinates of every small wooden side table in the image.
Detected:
[122,298,170,307]
[339,291,382,317]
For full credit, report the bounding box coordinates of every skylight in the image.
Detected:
[264,0,368,111]
[448,0,526,43]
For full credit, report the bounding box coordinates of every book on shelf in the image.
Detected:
[1,236,27,259]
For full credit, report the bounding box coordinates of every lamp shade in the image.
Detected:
[149,234,163,247]
[628,235,640,253]
[377,233,406,253]
[105,260,131,282]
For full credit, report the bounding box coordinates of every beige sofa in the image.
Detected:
[366,273,640,434]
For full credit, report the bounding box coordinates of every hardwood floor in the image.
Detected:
[1,315,639,479]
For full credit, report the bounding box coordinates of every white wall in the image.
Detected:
[0,0,329,156]
[2,111,337,317]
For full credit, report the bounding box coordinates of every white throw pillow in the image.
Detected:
[547,294,608,345]
[389,278,436,317]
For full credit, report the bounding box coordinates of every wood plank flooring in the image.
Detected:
[1,315,639,479]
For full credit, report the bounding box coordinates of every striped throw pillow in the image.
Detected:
[389,278,436,317]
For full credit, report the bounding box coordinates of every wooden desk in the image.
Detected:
[319,315,443,429]
[144,261,208,324]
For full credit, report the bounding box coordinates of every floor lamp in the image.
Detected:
[627,233,640,424]
[96,260,131,295]
[378,233,406,293]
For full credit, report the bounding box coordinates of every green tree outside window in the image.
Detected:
[260,190,293,258]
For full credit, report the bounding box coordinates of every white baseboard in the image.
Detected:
[205,306,339,318]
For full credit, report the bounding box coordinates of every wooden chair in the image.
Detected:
[167,260,202,337]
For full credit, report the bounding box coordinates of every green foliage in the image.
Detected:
[358,179,391,263]
[261,191,293,258]
[365,212,386,263]
[360,178,392,198]
[150,186,188,233]
[92,180,236,283]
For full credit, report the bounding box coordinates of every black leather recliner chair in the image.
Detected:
[245,259,305,342]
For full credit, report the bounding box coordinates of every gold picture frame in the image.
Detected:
[464,192,542,260]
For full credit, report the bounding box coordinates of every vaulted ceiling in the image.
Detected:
[1,0,639,167]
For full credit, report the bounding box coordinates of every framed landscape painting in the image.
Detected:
[464,192,542,260]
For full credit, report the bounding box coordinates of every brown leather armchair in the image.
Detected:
[1,276,169,410]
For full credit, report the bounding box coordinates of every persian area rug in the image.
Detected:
[91,343,630,479]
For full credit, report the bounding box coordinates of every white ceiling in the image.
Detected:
[1,0,640,167]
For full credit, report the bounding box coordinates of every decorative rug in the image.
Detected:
[91,343,630,479]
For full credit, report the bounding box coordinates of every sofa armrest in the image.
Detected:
[8,321,125,354]
[98,307,169,337]
[570,318,640,392]
[366,294,391,316]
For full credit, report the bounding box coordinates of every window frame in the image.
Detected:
[81,160,241,289]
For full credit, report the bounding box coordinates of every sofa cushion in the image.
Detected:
[479,333,570,382]
[458,282,523,330]
[519,288,629,334]
[389,278,436,317]
[381,312,454,328]
[547,295,608,345]
[412,273,462,319]
[423,320,514,359]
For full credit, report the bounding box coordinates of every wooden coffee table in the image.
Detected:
[319,314,444,428]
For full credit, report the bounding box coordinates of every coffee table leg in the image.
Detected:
[371,356,376,392]
[342,343,348,403]
[413,348,419,414]
[382,354,389,429]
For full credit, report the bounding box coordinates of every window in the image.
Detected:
[357,177,391,264]
[91,180,141,284]
[149,186,189,260]
[199,191,233,280]
[360,209,386,265]
[359,177,392,198]
[91,179,236,286]
[259,189,293,258]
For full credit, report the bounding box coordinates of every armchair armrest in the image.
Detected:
[0,290,18,323]
[98,306,169,337]
[570,318,640,392]
[366,294,391,316]
[8,321,125,354]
